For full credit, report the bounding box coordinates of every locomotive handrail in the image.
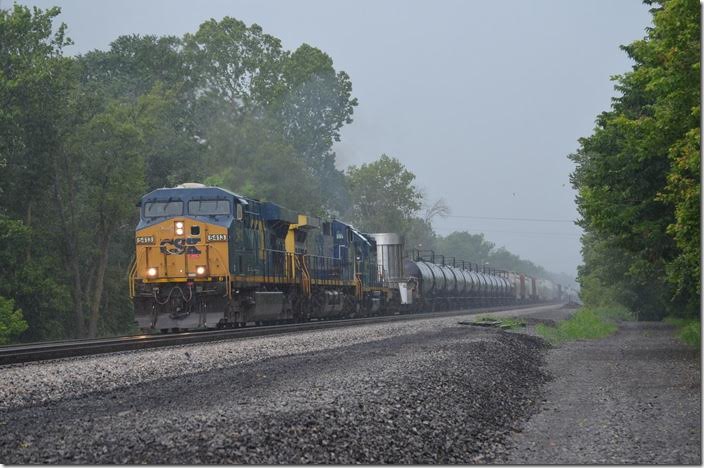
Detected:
[296,254,311,297]
[127,252,142,299]
[208,245,231,298]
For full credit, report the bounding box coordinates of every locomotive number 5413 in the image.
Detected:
[207,233,227,242]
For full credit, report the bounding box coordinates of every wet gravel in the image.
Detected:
[500,321,701,464]
[0,304,564,411]
[0,312,552,464]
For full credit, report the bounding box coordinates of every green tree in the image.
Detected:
[184,19,357,214]
[78,35,205,189]
[434,232,494,265]
[273,44,358,212]
[0,4,72,251]
[651,0,701,314]
[184,17,284,108]
[0,215,71,342]
[570,0,700,319]
[346,154,423,233]
[0,5,76,341]
[71,99,150,337]
[202,113,325,214]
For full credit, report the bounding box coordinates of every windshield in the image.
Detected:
[188,199,230,216]
[143,201,183,218]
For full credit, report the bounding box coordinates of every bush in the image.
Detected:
[665,317,701,348]
[679,321,700,348]
[536,306,632,345]
[0,296,29,345]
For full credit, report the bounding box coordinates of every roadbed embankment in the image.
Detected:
[0,311,554,464]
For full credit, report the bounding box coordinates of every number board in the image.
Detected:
[207,233,228,242]
[136,236,155,245]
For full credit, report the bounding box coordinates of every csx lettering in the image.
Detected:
[160,238,202,255]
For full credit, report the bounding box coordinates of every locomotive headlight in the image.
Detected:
[196,266,206,275]
[147,267,158,277]
[175,221,184,236]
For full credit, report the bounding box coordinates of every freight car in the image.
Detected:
[129,184,566,331]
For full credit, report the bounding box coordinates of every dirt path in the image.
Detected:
[500,321,701,464]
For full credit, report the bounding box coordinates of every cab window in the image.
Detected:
[188,200,231,216]
[143,201,183,218]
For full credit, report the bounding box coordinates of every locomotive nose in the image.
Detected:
[136,218,228,281]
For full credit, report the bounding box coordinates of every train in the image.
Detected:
[129,183,575,331]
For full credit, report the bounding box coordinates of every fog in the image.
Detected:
[14,0,653,277]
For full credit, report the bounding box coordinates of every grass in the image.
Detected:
[475,316,525,330]
[664,317,701,348]
[536,306,634,345]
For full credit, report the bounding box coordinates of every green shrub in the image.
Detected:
[665,317,701,348]
[536,306,631,345]
[0,296,29,345]
[591,305,634,322]
[474,316,525,330]
[679,321,700,348]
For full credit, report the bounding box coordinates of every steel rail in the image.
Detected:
[0,302,564,366]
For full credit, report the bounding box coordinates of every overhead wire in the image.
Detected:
[444,214,576,223]
[432,226,581,238]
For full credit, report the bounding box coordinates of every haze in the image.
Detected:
[14,0,653,278]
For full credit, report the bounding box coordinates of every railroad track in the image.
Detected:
[0,302,565,366]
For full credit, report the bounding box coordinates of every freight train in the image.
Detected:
[129,183,571,331]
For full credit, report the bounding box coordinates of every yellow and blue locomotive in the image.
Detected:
[129,183,387,331]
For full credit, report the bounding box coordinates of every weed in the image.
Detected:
[536,306,630,345]
[665,317,701,348]
[474,316,525,330]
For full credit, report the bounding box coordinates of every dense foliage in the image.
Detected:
[570,0,700,319]
[0,4,567,342]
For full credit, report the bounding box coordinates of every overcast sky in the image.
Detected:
[15,0,653,277]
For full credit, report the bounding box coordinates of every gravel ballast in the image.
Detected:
[5,304,696,464]
[0,311,553,464]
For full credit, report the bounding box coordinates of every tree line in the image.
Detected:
[570,0,699,320]
[0,4,568,343]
